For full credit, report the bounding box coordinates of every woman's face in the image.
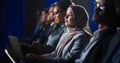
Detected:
[65,7,76,27]
[54,6,65,24]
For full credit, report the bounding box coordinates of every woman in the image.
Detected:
[26,5,91,63]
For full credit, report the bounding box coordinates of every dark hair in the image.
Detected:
[50,2,58,7]
[36,8,48,20]
[43,8,49,14]
[105,0,120,27]
[57,0,72,11]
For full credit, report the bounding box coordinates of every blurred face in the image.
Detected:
[93,0,120,26]
[92,0,106,23]
[65,7,76,27]
[40,11,48,23]
[47,6,55,22]
[53,6,65,24]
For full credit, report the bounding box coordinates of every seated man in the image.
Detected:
[75,0,120,63]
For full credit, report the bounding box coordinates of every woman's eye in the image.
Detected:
[65,14,73,18]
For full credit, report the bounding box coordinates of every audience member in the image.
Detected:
[20,0,71,55]
[75,0,120,63]
[32,8,48,42]
[30,1,68,54]
[25,5,91,63]
[19,8,49,55]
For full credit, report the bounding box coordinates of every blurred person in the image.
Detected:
[29,1,68,55]
[20,8,49,55]
[20,0,71,56]
[18,8,49,44]
[46,2,62,35]
[47,3,56,25]
[75,0,120,63]
[25,5,91,63]
[32,8,49,42]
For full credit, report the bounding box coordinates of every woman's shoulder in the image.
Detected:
[72,31,91,41]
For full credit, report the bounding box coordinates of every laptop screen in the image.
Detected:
[8,35,24,59]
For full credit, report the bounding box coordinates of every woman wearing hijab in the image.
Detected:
[25,5,91,63]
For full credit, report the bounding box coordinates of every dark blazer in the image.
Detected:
[84,27,117,63]
[32,23,44,41]
[101,28,120,63]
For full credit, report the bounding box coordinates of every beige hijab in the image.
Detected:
[66,5,90,35]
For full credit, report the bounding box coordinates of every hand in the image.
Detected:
[25,53,36,59]
[32,42,45,50]
[25,53,43,61]
[25,53,50,62]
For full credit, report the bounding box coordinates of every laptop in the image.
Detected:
[7,35,24,62]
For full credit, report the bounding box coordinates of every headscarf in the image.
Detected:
[69,5,89,29]
[66,5,91,35]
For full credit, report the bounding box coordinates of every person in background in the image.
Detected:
[18,8,49,44]
[19,8,49,55]
[25,5,91,63]
[30,1,69,54]
[70,0,92,36]
[75,0,120,63]
[32,8,49,42]
[20,0,71,56]
[46,3,56,28]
